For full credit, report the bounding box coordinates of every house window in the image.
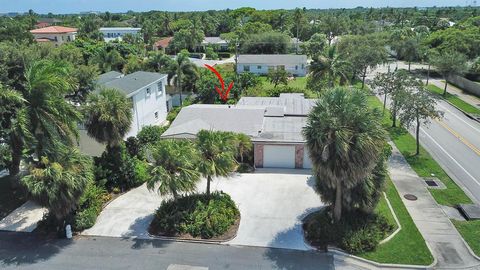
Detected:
[257,65,262,69]
[243,65,250,72]
[295,65,299,70]
[146,88,151,97]
[157,82,163,96]
[301,64,305,69]
[54,36,58,42]
[67,35,71,41]
[154,112,159,119]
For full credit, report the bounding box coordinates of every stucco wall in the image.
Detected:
[237,63,307,77]
[448,75,480,98]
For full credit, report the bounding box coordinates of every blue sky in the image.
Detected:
[0,0,474,14]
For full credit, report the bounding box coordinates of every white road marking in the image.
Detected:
[437,102,480,134]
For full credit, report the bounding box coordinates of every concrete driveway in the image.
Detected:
[83,169,323,250]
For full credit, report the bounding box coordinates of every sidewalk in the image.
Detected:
[430,79,480,110]
[388,142,480,269]
[0,201,46,232]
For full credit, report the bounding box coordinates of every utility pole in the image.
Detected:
[234,39,241,94]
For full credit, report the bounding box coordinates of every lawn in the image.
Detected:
[246,76,317,98]
[360,177,434,265]
[452,220,480,257]
[426,84,480,115]
[0,174,27,220]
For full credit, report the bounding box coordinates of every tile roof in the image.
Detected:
[99,71,167,96]
[238,54,307,65]
[30,26,77,34]
[154,37,173,49]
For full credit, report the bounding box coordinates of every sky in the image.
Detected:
[0,0,475,14]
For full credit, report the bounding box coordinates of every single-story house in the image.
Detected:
[199,37,229,51]
[99,27,141,42]
[162,93,315,169]
[30,26,77,46]
[98,71,168,138]
[237,54,308,77]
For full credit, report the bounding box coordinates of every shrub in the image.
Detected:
[73,181,109,231]
[126,136,140,157]
[303,208,393,254]
[137,125,166,145]
[218,52,231,59]
[266,85,306,97]
[132,158,150,186]
[150,192,239,239]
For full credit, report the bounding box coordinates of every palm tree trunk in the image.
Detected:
[416,115,420,156]
[408,61,411,72]
[426,64,430,86]
[206,175,211,197]
[392,102,397,128]
[443,78,448,97]
[333,179,342,222]
[178,72,183,106]
[383,93,387,115]
[8,133,23,176]
[361,67,367,89]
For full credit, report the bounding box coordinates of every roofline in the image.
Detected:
[120,74,167,98]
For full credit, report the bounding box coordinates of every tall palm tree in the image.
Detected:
[23,60,81,160]
[233,133,253,163]
[147,140,200,199]
[21,147,92,223]
[303,87,386,222]
[196,130,237,197]
[83,88,133,148]
[308,46,351,90]
[169,50,198,106]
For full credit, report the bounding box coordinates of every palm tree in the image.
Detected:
[196,130,237,197]
[91,49,125,73]
[23,60,81,160]
[308,46,351,90]
[147,140,200,199]
[303,87,386,222]
[169,50,198,106]
[21,147,92,224]
[83,88,133,148]
[233,133,252,163]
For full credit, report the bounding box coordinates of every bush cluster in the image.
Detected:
[266,86,307,97]
[73,181,110,231]
[150,192,239,239]
[303,208,393,254]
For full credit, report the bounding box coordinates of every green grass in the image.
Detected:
[452,220,480,257]
[366,93,472,206]
[0,174,27,220]
[374,192,398,231]
[360,178,434,265]
[427,84,480,115]
[258,76,308,90]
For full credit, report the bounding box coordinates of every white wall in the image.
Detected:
[126,76,168,138]
[237,63,307,77]
[33,33,76,46]
[100,29,141,42]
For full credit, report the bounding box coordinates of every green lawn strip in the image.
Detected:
[366,94,472,206]
[426,84,480,115]
[0,175,27,220]
[359,177,434,265]
[452,220,480,257]
[374,193,398,231]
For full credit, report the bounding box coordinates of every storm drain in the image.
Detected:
[404,194,418,201]
[423,177,446,190]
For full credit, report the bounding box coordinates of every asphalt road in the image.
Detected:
[369,62,480,204]
[0,232,335,270]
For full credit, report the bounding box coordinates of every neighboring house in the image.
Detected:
[99,27,142,42]
[162,93,315,169]
[35,18,62,28]
[291,37,303,53]
[237,54,308,77]
[153,37,173,52]
[30,26,77,46]
[199,37,229,51]
[98,71,169,138]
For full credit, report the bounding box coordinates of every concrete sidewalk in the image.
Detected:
[0,201,46,232]
[430,80,480,110]
[388,143,480,269]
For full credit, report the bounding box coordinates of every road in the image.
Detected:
[369,62,480,204]
[0,232,335,270]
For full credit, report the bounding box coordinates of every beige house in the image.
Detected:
[30,26,77,46]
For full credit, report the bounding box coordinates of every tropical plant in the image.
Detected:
[147,139,200,199]
[21,147,93,223]
[196,130,237,197]
[232,133,253,163]
[308,46,351,90]
[83,88,133,147]
[430,50,468,96]
[267,69,289,88]
[167,50,198,105]
[303,87,386,222]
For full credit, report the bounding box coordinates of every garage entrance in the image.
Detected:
[263,145,296,168]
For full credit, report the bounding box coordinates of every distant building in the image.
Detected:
[30,26,77,46]
[99,27,142,42]
[237,54,308,77]
[153,37,173,52]
[35,18,62,29]
[97,71,169,138]
[199,37,229,51]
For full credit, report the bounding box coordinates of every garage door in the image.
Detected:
[303,148,313,169]
[263,145,296,168]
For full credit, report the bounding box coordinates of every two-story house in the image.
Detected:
[98,71,169,138]
[237,54,308,77]
[99,27,141,42]
[30,26,77,46]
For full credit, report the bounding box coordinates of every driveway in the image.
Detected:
[83,169,323,250]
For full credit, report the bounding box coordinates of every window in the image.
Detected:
[295,65,298,70]
[146,88,151,97]
[257,65,262,69]
[157,82,163,96]
[154,112,159,119]
[54,36,58,42]
[301,64,305,69]
[243,65,250,72]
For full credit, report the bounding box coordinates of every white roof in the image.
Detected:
[238,54,307,65]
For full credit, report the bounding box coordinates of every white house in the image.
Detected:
[199,37,229,51]
[99,27,141,42]
[237,54,308,77]
[30,26,77,46]
[98,71,168,138]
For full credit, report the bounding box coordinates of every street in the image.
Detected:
[369,62,480,204]
[0,232,335,270]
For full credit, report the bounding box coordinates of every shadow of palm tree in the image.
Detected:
[119,214,173,250]
[0,231,72,266]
